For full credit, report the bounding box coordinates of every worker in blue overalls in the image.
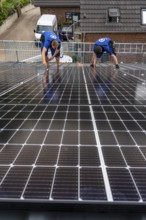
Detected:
[90,37,119,69]
[40,31,61,68]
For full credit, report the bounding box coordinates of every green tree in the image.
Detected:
[0,0,33,26]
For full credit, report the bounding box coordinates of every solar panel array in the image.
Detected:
[0,62,146,207]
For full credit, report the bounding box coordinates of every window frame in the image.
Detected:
[107,8,120,23]
[141,9,146,25]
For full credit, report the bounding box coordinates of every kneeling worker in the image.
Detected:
[91,37,119,69]
[40,31,61,68]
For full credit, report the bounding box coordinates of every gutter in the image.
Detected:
[81,30,146,33]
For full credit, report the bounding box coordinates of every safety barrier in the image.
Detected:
[0,40,146,63]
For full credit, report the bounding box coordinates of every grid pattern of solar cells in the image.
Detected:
[0,62,146,205]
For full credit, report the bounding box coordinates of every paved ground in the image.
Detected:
[0,7,40,41]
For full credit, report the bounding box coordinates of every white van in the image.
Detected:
[34,14,58,40]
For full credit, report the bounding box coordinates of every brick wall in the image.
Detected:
[41,7,80,26]
[84,33,146,43]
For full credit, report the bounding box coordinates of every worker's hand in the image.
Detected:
[90,63,96,68]
[49,56,54,61]
[115,64,120,69]
[43,61,48,68]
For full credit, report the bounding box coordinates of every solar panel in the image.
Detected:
[0,62,146,212]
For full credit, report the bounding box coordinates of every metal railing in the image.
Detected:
[0,40,146,63]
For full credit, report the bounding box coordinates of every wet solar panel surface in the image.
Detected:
[0,62,146,209]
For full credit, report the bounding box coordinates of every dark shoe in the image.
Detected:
[90,64,94,68]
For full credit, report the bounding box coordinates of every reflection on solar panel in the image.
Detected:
[0,62,146,211]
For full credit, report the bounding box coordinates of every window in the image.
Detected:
[141,9,146,25]
[65,12,80,23]
[65,12,72,21]
[108,8,120,23]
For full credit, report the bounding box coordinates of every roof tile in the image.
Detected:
[80,0,146,33]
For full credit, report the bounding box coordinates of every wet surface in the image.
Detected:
[0,62,146,207]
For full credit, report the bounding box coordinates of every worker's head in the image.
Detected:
[52,40,58,49]
[94,46,102,55]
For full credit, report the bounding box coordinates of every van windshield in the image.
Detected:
[36,25,53,33]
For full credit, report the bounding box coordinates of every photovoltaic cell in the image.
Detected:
[80,168,107,200]
[107,168,140,201]
[24,167,55,199]
[0,63,146,210]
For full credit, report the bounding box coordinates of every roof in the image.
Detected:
[37,14,56,25]
[34,0,80,7]
[80,0,146,33]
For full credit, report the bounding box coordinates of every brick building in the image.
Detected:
[34,0,80,27]
[80,0,146,43]
[34,0,146,43]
